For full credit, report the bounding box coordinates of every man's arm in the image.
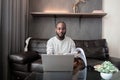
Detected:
[46,40,54,55]
[70,39,76,53]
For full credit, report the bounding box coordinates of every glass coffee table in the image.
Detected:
[25,68,120,80]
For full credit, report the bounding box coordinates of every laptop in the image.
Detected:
[41,54,74,72]
[43,72,72,80]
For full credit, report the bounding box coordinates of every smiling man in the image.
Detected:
[46,21,76,55]
[46,21,86,70]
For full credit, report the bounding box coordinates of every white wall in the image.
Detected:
[102,0,120,58]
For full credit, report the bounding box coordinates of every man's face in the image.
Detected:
[55,23,66,40]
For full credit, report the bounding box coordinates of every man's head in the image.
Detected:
[55,21,66,40]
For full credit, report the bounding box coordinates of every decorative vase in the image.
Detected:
[100,72,113,80]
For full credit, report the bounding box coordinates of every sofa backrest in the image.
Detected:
[28,38,109,59]
[28,38,47,54]
[74,39,109,59]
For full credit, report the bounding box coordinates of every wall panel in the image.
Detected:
[29,0,102,40]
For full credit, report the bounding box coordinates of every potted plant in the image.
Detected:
[94,61,119,80]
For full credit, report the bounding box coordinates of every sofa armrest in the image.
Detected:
[9,51,40,64]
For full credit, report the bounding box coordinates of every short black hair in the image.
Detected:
[55,21,66,28]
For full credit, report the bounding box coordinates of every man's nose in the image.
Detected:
[59,29,63,32]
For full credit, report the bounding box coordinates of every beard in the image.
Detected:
[56,32,66,40]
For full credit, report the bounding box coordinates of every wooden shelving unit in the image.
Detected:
[30,12,107,18]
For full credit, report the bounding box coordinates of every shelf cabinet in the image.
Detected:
[29,0,106,39]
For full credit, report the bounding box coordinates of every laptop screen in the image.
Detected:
[41,54,74,71]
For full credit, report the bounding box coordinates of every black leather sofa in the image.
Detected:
[9,38,120,80]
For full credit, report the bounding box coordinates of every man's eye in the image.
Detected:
[57,28,65,30]
[57,29,60,30]
[58,28,61,30]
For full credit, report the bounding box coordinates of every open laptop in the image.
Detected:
[41,54,74,72]
[43,72,72,80]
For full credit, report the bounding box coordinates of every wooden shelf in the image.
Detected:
[30,12,107,18]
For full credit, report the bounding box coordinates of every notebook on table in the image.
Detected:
[41,54,74,72]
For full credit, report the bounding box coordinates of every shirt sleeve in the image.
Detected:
[70,39,76,53]
[46,39,54,55]
[69,39,81,58]
[63,39,76,55]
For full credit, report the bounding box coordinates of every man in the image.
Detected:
[46,21,85,70]
[46,21,76,55]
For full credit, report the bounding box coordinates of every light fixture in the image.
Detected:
[44,10,69,13]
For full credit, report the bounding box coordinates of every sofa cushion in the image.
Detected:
[83,47,107,59]
[28,38,47,55]
[75,39,109,60]
[108,57,120,70]
[94,39,107,47]
[74,40,84,48]
[87,58,105,67]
